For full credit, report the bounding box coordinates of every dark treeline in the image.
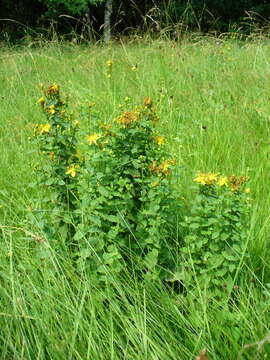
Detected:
[1,0,270,42]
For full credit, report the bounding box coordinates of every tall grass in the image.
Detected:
[0,37,270,359]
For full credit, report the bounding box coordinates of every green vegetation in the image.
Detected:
[0,37,270,359]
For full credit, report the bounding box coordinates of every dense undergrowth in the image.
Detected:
[0,37,270,359]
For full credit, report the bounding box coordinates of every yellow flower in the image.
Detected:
[155,136,165,146]
[194,172,218,186]
[47,105,56,115]
[131,65,137,71]
[149,159,176,176]
[37,97,45,107]
[86,133,102,145]
[124,96,130,102]
[39,124,51,134]
[217,176,228,187]
[245,188,250,193]
[47,84,60,95]
[117,110,140,126]
[106,60,113,67]
[66,164,79,177]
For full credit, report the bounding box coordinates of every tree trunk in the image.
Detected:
[104,0,113,43]
[85,8,94,42]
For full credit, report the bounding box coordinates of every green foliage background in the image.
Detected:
[1,0,270,42]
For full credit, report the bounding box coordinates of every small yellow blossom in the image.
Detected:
[107,74,112,78]
[194,172,219,186]
[47,84,60,95]
[155,136,165,146]
[117,110,140,126]
[86,133,102,145]
[131,65,137,71]
[124,96,130,102]
[245,188,250,193]
[143,97,153,108]
[106,60,113,67]
[217,176,228,187]
[39,124,51,134]
[37,97,45,107]
[149,159,176,176]
[47,105,56,115]
[66,164,79,177]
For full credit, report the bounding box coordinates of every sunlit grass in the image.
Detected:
[0,38,270,359]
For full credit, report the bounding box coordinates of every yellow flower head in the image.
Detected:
[194,172,218,186]
[86,133,102,145]
[217,176,228,187]
[47,104,56,115]
[37,97,45,107]
[106,60,113,67]
[47,84,60,96]
[149,159,176,176]
[143,97,153,108]
[66,164,79,177]
[39,124,51,134]
[155,136,165,146]
[117,110,140,126]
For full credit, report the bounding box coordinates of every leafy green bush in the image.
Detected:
[180,172,250,296]
[76,98,180,282]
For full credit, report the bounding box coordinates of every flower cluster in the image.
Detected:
[149,159,176,176]
[194,172,249,192]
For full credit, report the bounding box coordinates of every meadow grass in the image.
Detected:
[0,37,270,359]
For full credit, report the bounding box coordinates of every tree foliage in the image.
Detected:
[1,0,270,42]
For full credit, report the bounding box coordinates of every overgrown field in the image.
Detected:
[0,38,270,359]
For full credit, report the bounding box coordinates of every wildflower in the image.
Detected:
[131,65,137,71]
[228,175,248,192]
[217,176,228,187]
[37,97,45,107]
[149,159,176,176]
[106,60,113,67]
[86,133,102,145]
[117,110,140,126]
[245,188,251,193]
[155,136,165,146]
[143,97,153,108]
[107,74,112,78]
[39,124,51,134]
[66,164,79,177]
[124,96,130,102]
[194,173,218,186]
[47,105,56,115]
[47,84,60,95]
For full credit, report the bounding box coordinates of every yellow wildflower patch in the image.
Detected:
[217,176,228,187]
[86,133,102,145]
[194,173,219,186]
